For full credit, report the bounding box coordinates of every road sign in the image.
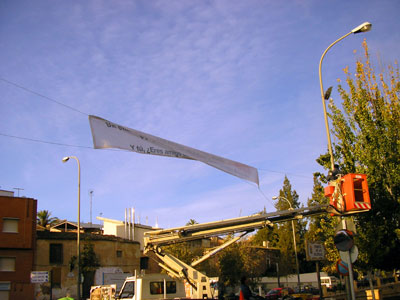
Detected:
[31,271,49,283]
[334,229,354,251]
[337,259,349,276]
[340,245,359,263]
[306,241,326,261]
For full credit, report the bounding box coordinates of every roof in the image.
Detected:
[51,220,102,230]
[37,230,139,243]
[96,216,158,230]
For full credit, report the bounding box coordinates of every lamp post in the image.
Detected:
[272,196,300,287]
[318,22,372,300]
[318,22,372,171]
[62,156,81,300]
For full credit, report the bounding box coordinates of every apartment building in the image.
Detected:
[0,191,37,300]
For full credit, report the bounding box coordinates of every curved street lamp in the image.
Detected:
[272,196,300,287]
[318,22,372,300]
[318,22,372,171]
[62,156,81,300]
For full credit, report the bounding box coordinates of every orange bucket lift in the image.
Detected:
[324,174,371,213]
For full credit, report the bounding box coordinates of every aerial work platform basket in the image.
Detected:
[324,173,371,213]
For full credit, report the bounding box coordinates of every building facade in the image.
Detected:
[0,193,37,300]
[35,231,141,300]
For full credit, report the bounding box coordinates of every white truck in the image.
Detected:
[118,273,186,300]
[90,273,186,300]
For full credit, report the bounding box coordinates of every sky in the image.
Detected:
[1,0,399,229]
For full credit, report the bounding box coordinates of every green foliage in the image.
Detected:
[239,239,269,279]
[254,177,310,275]
[252,226,278,247]
[163,219,219,276]
[218,241,243,287]
[318,40,400,270]
[81,242,100,272]
[163,242,205,266]
[306,175,340,274]
[186,219,199,226]
[274,177,308,275]
[37,210,59,227]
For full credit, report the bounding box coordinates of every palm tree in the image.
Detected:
[186,219,198,226]
[37,210,59,227]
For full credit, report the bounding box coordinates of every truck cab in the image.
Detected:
[117,273,186,300]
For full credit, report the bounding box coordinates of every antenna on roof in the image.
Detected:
[13,187,24,197]
[89,190,94,225]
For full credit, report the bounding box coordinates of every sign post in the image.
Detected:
[306,241,325,299]
[30,271,49,284]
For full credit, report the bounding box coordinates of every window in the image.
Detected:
[119,281,134,298]
[150,281,177,295]
[0,257,16,272]
[0,282,10,290]
[0,282,10,300]
[2,218,19,233]
[140,257,149,270]
[116,250,122,258]
[49,244,63,264]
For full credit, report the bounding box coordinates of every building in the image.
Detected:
[259,271,329,290]
[97,216,157,251]
[34,231,141,300]
[96,216,163,274]
[0,191,37,300]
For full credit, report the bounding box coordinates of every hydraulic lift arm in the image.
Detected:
[143,204,343,298]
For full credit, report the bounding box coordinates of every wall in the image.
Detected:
[98,217,157,250]
[0,195,37,300]
[34,232,141,300]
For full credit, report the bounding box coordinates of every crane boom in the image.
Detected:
[144,204,339,249]
[143,203,366,299]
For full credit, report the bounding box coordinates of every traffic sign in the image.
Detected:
[306,241,325,261]
[31,271,49,283]
[340,245,359,264]
[334,229,354,251]
[336,259,349,276]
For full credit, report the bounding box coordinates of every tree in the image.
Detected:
[305,175,340,274]
[186,219,199,226]
[272,176,307,275]
[218,240,243,288]
[239,238,269,279]
[163,219,218,276]
[81,242,100,299]
[319,40,400,270]
[37,210,59,227]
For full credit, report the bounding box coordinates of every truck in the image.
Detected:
[90,273,186,300]
[320,276,338,290]
[91,186,370,300]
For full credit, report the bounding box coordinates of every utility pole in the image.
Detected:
[13,187,24,197]
[89,190,93,225]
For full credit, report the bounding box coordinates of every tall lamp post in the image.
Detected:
[319,22,372,171]
[272,196,300,287]
[318,22,372,300]
[62,156,81,300]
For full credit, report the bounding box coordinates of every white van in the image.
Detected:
[320,276,338,289]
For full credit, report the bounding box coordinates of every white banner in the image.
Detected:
[89,115,259,185]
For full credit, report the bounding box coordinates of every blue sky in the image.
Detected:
[1,1,399,228]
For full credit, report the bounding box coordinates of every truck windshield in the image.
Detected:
[119,281,135,298]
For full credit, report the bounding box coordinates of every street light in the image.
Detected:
[318,22,372,171]
[318,22,372,300]
[62,156,81,300]
[272,196,300,287]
